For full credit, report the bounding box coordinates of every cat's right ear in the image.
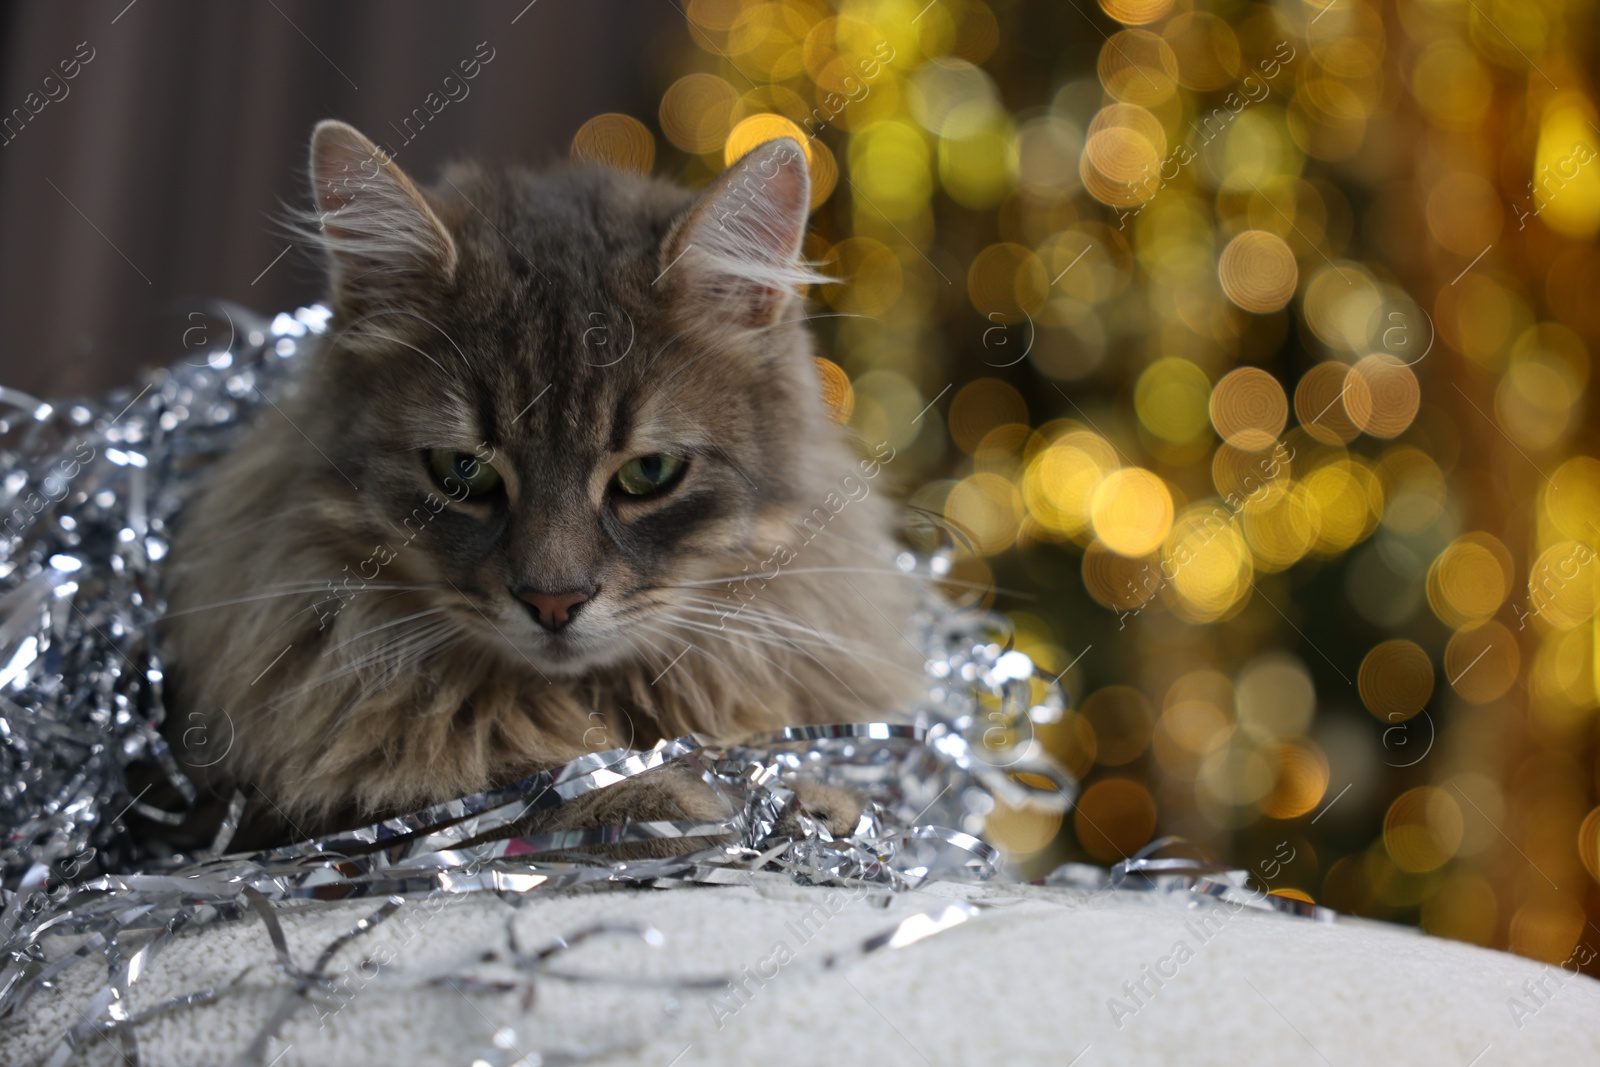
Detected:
[307,120,457,311]
[662,137,825,327]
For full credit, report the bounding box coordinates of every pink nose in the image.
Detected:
[515,588,592,632]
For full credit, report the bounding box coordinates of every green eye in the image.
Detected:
[427,449,503,499]
[614,453,686,497]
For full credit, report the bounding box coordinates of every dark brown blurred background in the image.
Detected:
[0,0,682,397]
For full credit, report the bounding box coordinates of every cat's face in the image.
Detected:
[301,122,834,677]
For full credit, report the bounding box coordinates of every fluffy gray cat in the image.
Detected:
[158,121,924,846]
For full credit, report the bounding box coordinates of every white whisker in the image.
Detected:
[646,614,827,708]
[156,581,427,622]
[657,613,870,704]
[321,605,444,657]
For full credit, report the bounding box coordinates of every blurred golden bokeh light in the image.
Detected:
[724,112,811,167]
[1384,787,1463,874]
[1209,366,1288,450]
[1358,639,1434,722]
[1344,354,1420,439]
[1218,230,1299,314]
[1082,126,1161,207]
[1024,430,1119,541]
[1137,357,1212,444]
[665,0,1600,967]
[1164,505,1254,622]
[1091,468,1175,557]
[1294,362,1361,445]
[1075,778,1158,862]
[813,357,853,424]
[1427,534,1512,628]
[659,73,739,154]
[1098,0,1173,27]
[570,112,656,172]
[1260,741,1330,820]
[1445,623,1521,704]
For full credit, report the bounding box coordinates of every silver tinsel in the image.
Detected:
[0,304,340,886]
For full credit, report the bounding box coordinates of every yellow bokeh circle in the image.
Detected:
[570,113,655,173]
[724,112,811,167]
[1358,639,1434,722]
[1260,741,1329,820]
[1136,358,1213,444]
[1023,431,1120,540]
[1099,0,1174,25]
[1344,353,1420,439]
[1209,366,1288,450]
[1218,230,1299,313]
[813,358,852,423]
[1091,468,1176,557]
[1294,361,1361,444]
[1526,542,1597,629]
[1444,622,1520,703]
[1163,504,1254,622]
[1074,778,1158,862]
[1302,458,1383,555]
[1426,534,1512,628]
[945,473,1024,556]
[1384,787,1463,873]
[659,73,739,154]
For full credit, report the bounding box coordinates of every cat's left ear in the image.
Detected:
[663,137,823,327]
[307,120,458,311]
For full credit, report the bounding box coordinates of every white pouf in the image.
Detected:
[4,879,1598,1066]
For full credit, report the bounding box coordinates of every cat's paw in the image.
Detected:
[471,761,736,860]
[557,761,733,829]
[772,779,867,839]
